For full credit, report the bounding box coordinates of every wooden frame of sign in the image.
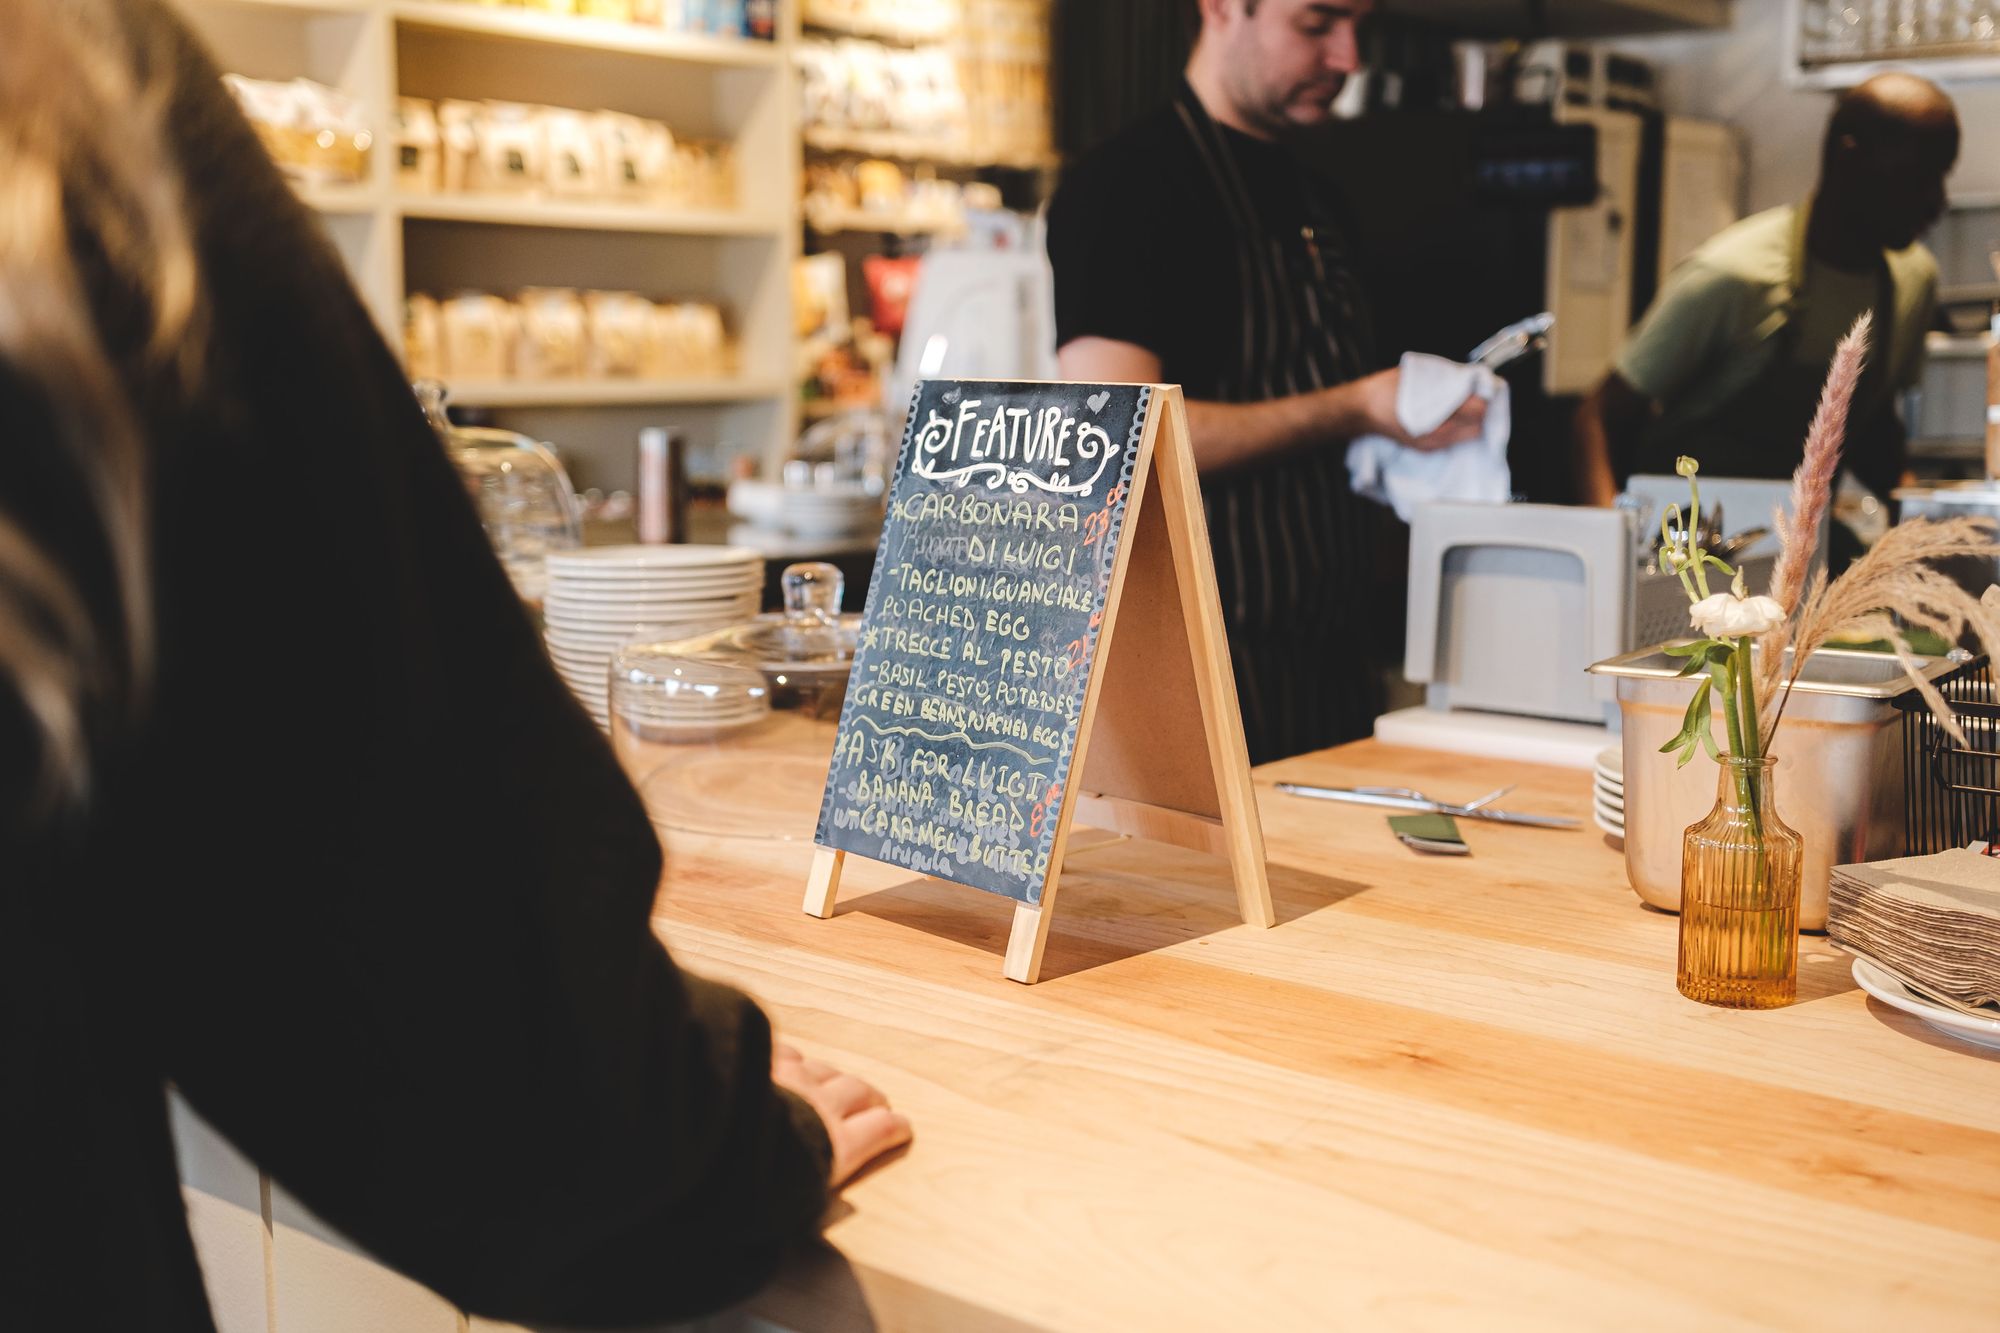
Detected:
[805,381,1271,984]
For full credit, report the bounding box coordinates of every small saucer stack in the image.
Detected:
[1592,745,1624,841]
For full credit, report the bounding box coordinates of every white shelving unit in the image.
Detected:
[169,0,801,484]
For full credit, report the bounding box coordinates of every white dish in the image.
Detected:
[546,583,759,601]
[547,566,762,586]
[544,584,761,605]
[1852,957,2000,1052]
[1594,745,1623,777]
[1592,808,1624,839]
[1592,797,1625,830]
[543,607,752,632]
[549,656,615,679]
[548,545,761,572]
[548,638,649,657]
[545,591,759,612]
[1593,787,1624,813]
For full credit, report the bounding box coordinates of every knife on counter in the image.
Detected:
[1274,782,1581,830]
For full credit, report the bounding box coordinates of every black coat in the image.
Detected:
[0,3,830,1327]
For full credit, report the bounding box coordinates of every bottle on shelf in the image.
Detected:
[637,425,690,543]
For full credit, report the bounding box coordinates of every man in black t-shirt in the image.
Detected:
[1048,0,1483,763]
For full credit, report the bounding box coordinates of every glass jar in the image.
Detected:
[416,380,582,606]
[1677,756,1805,1008]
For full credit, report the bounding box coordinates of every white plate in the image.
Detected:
[1592,797,1625,828]
[544,580,760,600]
[550,657,614,680]
[546,569,763,591]
[548,639,645,658]
[1592,808,1624,838]
[543,607,752,632]
[548,545,761,572]
[1852,957,2000,1052]
[1594,786,1624,813]
[545,624,664,642]
[544,593,758,614]
[546,566,760,586]
[546,591,759,610]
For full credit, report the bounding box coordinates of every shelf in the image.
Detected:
[1372,0,1726,35]
[1941,283,2000,307]
[1909,437,1986,463]
[803,126,1056,171]
[804,205,963,236]
[390,1,782,67]
[397,193,782,235]
[800,16,949,46]
[1790,52,2000,90]
[190,0,375,13]
[1927,333,1995,361]
[292,179,384,214]
[801,397,883,420]
[445,377,787,408]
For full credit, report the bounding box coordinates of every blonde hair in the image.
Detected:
[0,0,200,817]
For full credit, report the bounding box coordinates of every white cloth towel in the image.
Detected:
[1345,352,1512,522]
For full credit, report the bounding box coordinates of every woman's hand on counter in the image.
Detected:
[773,1043,913,1186]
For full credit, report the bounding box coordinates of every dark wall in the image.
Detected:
[1051,0,1199,157]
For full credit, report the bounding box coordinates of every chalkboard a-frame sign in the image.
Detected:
[806,379,1272,984]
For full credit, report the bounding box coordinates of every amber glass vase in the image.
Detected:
[1677,756,1804,1008]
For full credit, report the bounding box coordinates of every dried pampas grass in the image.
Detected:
[1761,517,2000,746]
[1750,311,2000,750]
[1754,314,1870,710]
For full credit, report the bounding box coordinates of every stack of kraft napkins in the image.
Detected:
[1828,846,2000,1015]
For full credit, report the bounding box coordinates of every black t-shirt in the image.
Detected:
[1045,83,1385,761]
[1,4,829,1328]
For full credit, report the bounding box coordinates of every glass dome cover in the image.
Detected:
[608,562,860,841]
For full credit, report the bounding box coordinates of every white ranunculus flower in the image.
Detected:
[1689,592,1785,638]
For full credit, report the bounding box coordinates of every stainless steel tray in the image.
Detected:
[1587,645,1961,929]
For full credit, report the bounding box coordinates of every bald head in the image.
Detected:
[1819,73,1959,253]
[1824,72,1959,163]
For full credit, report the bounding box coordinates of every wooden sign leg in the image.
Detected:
[1154,389,1275,930]
[1003,899,1057,985]
[804,848,845,919]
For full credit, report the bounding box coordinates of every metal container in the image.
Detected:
[1587,646,1962,930]
[1891,481,2000,606]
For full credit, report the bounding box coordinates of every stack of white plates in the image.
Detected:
[1593,744,1625,840]
[543,545,764,726]
[780,485,881,539]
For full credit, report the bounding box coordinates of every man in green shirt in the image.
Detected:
[1575,72,1957,508]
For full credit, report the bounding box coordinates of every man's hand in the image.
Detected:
[773,1043,912,1186]
[1349,366,1490,453]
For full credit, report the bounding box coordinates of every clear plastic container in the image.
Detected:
[609,562,859,841]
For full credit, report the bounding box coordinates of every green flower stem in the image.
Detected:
[1731,639,1765,846]
[1687,475,1711,599]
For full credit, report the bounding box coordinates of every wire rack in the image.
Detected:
[1895,656,2000,854]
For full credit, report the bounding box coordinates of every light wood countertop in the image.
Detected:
[647,739,2000,1331]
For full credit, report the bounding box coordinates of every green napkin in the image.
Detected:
[1388,813,1464,845]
